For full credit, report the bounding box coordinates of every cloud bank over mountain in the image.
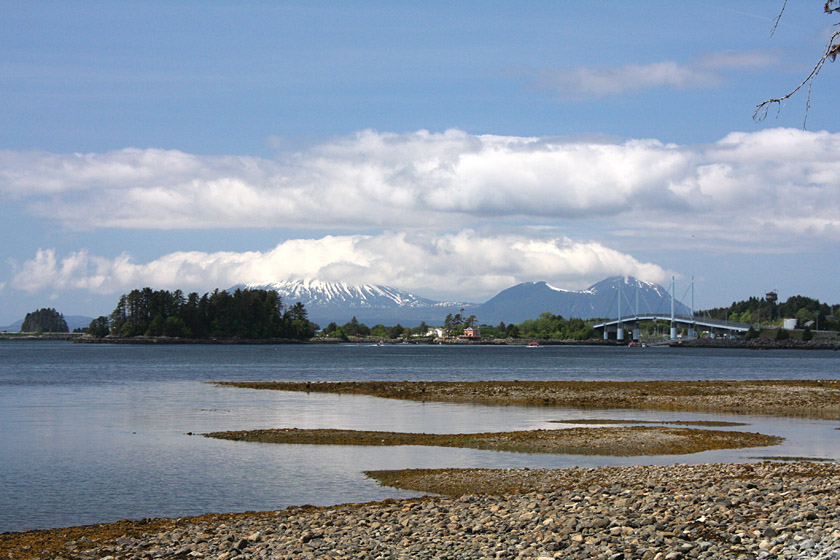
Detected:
[9,232,667,303]
[4,126,839,307]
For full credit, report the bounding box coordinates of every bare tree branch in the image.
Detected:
[770,0,788,37]
[754,11,840,128]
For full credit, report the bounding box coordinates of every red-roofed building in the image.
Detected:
[462,327,481,340]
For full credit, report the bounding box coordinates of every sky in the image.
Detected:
[2,1,840,326]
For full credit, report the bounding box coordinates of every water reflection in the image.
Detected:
[2,342,839,533]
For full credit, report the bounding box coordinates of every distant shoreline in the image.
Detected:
[0,332,84,341]
[3,333,839,349]
[672,337,840,350]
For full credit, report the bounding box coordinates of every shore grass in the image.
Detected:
[204,426,782,456]
[214,379,840,419]
[549,419,747,426]
[747,456,835,462]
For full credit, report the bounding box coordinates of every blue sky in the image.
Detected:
[2,1,839,326]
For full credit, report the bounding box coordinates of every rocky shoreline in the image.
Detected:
[4,461,840,560]
[672,338,840,350]
[0,333,83,341]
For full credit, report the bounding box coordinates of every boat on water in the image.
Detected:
[528,341,540,347]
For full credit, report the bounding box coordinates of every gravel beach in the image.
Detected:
[4,461,840,560]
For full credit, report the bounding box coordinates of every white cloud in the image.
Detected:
[696,50,779,71]
[2,127,840,249]
[9,232,669,302]
[532,61,721,97]
[528,50,779,98]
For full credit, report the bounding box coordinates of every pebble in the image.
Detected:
[7,462,840,560]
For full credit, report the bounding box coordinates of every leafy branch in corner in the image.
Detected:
[754,1,840,128]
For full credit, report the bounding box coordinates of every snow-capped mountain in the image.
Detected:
[237,280,471,327]
[237,276,690,327]
[474,276,691,324]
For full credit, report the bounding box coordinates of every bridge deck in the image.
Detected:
[593,314,751,333]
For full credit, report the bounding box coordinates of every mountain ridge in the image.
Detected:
[242,277,690,327]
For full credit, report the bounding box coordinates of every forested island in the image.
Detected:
[20,308,69,333]
[86,287,316,340]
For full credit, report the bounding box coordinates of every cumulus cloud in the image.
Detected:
[9,232,669,302]
[1,127,839,248]
[0,131,689,229]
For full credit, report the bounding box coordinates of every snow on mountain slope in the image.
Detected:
[235,276,690,327]
[237,280,470,326]
[474,276,690,324]
[243,279,456,309]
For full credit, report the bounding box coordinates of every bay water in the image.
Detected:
[1,341,839,533]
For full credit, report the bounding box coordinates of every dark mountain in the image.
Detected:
[242,276,689,328]
[473,276,690,324]
[0,320,22,332]
[63,316,96,332]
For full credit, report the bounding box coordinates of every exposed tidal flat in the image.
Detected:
[203,425,782,457]
[215,379,840,420]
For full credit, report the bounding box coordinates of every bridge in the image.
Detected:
[591,276,752,342]
[592,314,752,342]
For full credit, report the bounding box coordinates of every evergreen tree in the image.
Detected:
[87,316,110,338]
[387,324,406,338]
[105,287,315,340]
[21,308,68,333]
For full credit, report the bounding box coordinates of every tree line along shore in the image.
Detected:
[6,286,840,345]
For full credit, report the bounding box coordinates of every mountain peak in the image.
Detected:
[241,280,471,327]
[478,277,687,323]
[240,276,689,327]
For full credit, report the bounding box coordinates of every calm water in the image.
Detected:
[1,341,839,533]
